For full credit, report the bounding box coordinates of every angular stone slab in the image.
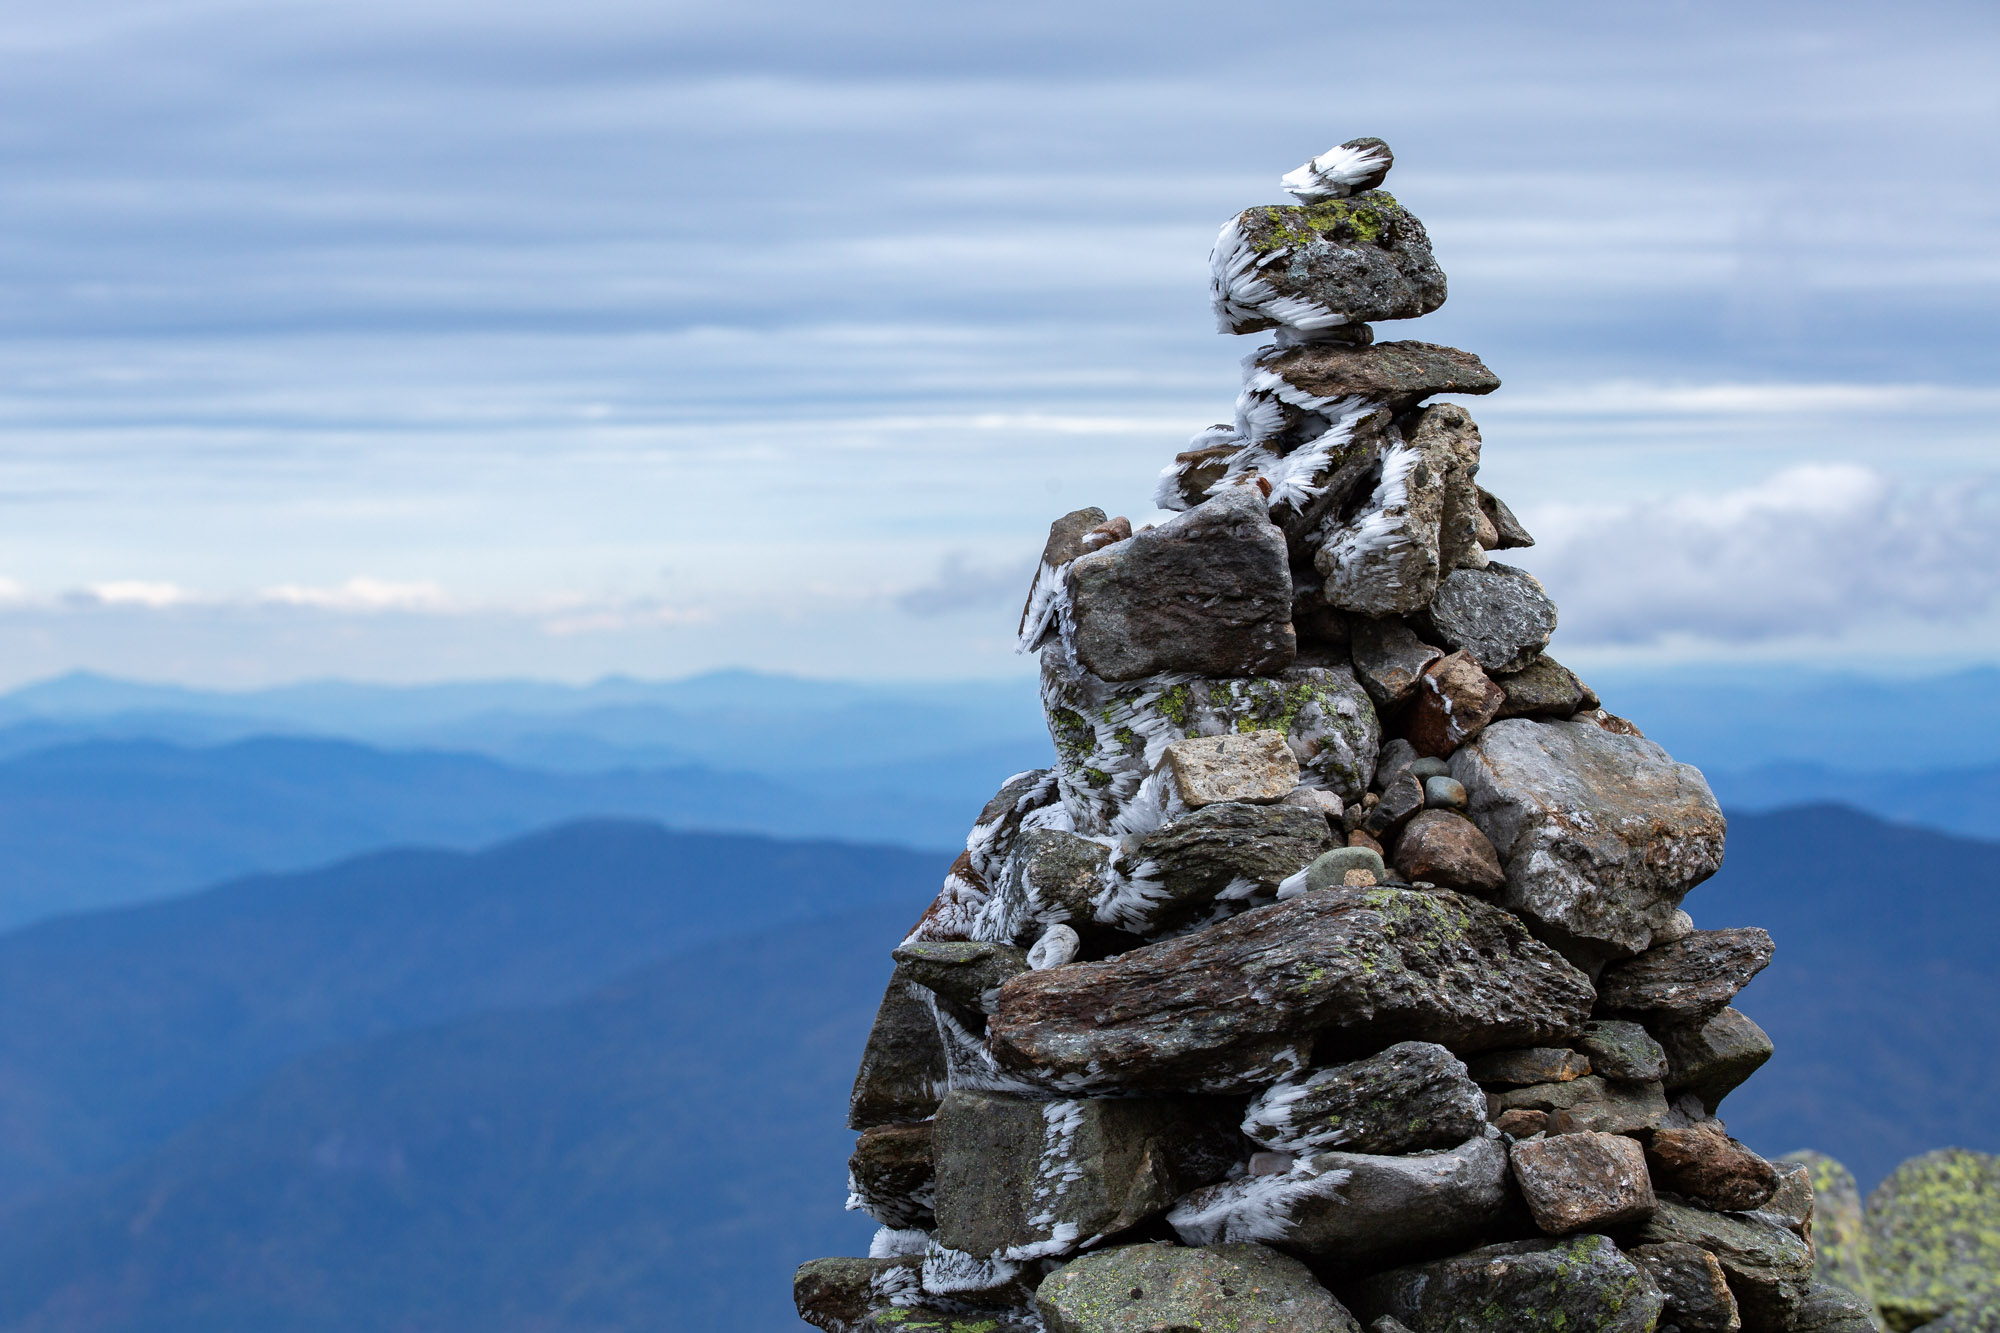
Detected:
[848,967,948,1129]
[1163,730,1300,807]
[1352,1235,1664,1333]
[1452,718,1728,964]
[1418,562,1557,675]
[932,1090,1237,1261]
[1647,1122,1778,1213]
[1866,1148,2000,1332]
[1467,1046,1590,1087]
[1242,1041,1486,1155]
[1495,654,1596,719]
[1036,1241,1361,1333]
[1577,1019,1668,1082]
[1169,1135,1512,1270]
[1349,618,1442,709]
[1122,802,1332,926]
[977,828,1113,944]
[847,1122,936,1229]
[891,941,1030,1015]
[1041,660,1381,836]
[988,888,1595,1095]
[1784,1151,1877,1314]
[1489,1074,1670,1136]
[1066,487,1295,682]
[1639,1199,1814,1331]
[1628,1242,1742,1333]
[1660,1006,1774,1114]
[1211,194,1448,335]
[1250,339,1498,409]
[1021,507,1110,649]
[1789,1281,1889,1333]
[1597,928,1776,1025]
[794,1255,922,1333]
[1510,1131,1657,1234]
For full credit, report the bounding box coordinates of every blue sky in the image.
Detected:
[0,0,1995,685]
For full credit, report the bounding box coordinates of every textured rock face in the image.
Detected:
[795,1256,922,1333]
[1647,1122,1779,1213]
[1066,487,1296,681]
[1352,1235,1666,1333]
[1313,413,1475,618]
[931,1091,1238,1261]
[1349,618,1441,708]
[1249,339,1498,409]
[847,968,947,1129]
[1169,1135,1513,1269]
[1035,1242,1362,1333]
[987,888,1595,1094]
[1211,195,1447,335]
[848,1122,936,1229]
[1577,1019,1668,1082]
[1163,730,1300,807]
[1494,655,1594,719]
[1453,718,1728,964]
[1628,1241,1742,1333]
[1660,1006,1774,1113]
[1392,809,1504,892]
[1596,928,1776,1024]
[1866,1149,2000,1332]
[1125,802,1332,918]
[1241,1042,1487,1155]
[1418,563,1557,674]
[1639,1199,1815,1331]
[1467,1047,1590,1087]
[1404,650,1505,758]
[1509,1132,1658,1234]
[891,941,1029,1015]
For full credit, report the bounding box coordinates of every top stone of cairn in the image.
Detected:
[1211,136,1446,337]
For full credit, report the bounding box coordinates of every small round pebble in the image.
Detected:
[1424,775,1468,811]
[1305,845,1386,891]
[1408,757,1451,781]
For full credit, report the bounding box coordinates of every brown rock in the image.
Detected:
[1164,731,1301,807]
[1495,1108,1550,1138]
[1509,1131,1658,1233]
[847,1122,935,1229]
[1597,929,1776,1025]
[1478,487,1534,548]
[1392,809,1505,893]
[1467,1046,1592,1087]
[1349,829,1385,856]
[988,887,1596,1095]
[1660,1007,1775,1114]
[1405,650,1506,759]
[1250,339,1500,410]
[1628,1242,1741,1333]
[1160,442,1239,510]
[1647,1123,1780,1213]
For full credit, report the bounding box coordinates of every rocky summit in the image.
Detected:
[792,138,1861,1333]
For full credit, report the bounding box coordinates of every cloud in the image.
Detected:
[259,577,447,611]
[79,580,191,608]
[898,553,1034,618]
[1525,465,2000,646]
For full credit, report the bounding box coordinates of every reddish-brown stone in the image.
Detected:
[1405,650,1505,758]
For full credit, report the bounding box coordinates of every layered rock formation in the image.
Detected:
[795,136,1837,1332]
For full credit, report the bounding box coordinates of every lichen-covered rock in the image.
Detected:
[1867,1148,2000,1332]
[1351,1235,1665,1333]
[1169,1135,1513,1269]
[1242,1041,1487,1155]
[1036,1241,1361,1333]
[1065,487,1295,682]
[1040,659,1380,836]
[794,1255,923,1333]
[1639,1198,1814,1331]
[1784,1151,1877,1315]
[1628,1241,1742,1333]
[891,941,1030,1015]
[1122,802,1332,924]
[1418,563,1557,675]
[1509,1131,1658,1233]
[1494,655,1596,719]
[931,1091,1237,1261]
[848,1122,936,1229]
[1211,194,1447,336]
[1660,1006,1774,1114]
[1350,618,1442,709]
[987,888,1595,1095]
[1577,1019,1668,1082]
[1466,1047,1590,1087]
[1392,809,1505,893]
[1646,1123,1778,1213]
[1596,929,1776,1025]
[1405,650,1505,759]
[1452,717,1727,965]
[848,966,948,1129]
[1163,731,1300,807]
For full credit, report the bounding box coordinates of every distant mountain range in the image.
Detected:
[0,809,1984,1331]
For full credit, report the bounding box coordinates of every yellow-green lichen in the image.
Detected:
[1247,192,1406,253]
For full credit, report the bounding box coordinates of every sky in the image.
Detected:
[0,0,1995,686]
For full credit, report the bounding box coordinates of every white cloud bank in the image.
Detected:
[1525,465,2000,647]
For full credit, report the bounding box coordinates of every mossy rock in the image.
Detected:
[1867,1148,2000,1330]
[1783,1150,1882,1324]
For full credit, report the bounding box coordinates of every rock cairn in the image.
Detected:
[797,137,1871,1333]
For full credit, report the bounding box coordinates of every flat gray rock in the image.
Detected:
[1349,618,1442,709]
[890,941,1030,1015]
[1419,562,1557,675]
[1660,1006,1774,1113]
[1036,1242,1361,1333]
[1352,1236,1665,1333]
[1066,487,1295,682]
[1241,1041,1487,1155]
[1169,1135,1513,1270]
[1249,339,1498,409]
[1494,654,1595,719]
[1597,928,1776,1024]
[1212,194,1448,335]
[1627,1242,1741,1333]
[1122,802,1332,927]
[988,887,1594,1095]
[1452,718,1728,965]
[931,1090,1237,1261]
[1577,1019,1668,1082]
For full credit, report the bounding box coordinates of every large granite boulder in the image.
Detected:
[931,1090,1238,1261]
[1241,1041,1487,1155]
[987,888,1595,1095]
[1596,928,1776,1025]
[1417,563,1557,675]
[1211,194,1447,336]
[1036,1242,1361,1333]
[1168,1134,1514,1269]
[1638,1198,1814,1331]
[1452,718,1727,964]
[1867,1148,2000,1332]
[1065,487,1295,682]
[848,967,948,1129]
[1041,659,1380,836]
[1352,1235,1665,1333]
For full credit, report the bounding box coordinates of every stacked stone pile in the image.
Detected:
[796,137,1876,1333]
